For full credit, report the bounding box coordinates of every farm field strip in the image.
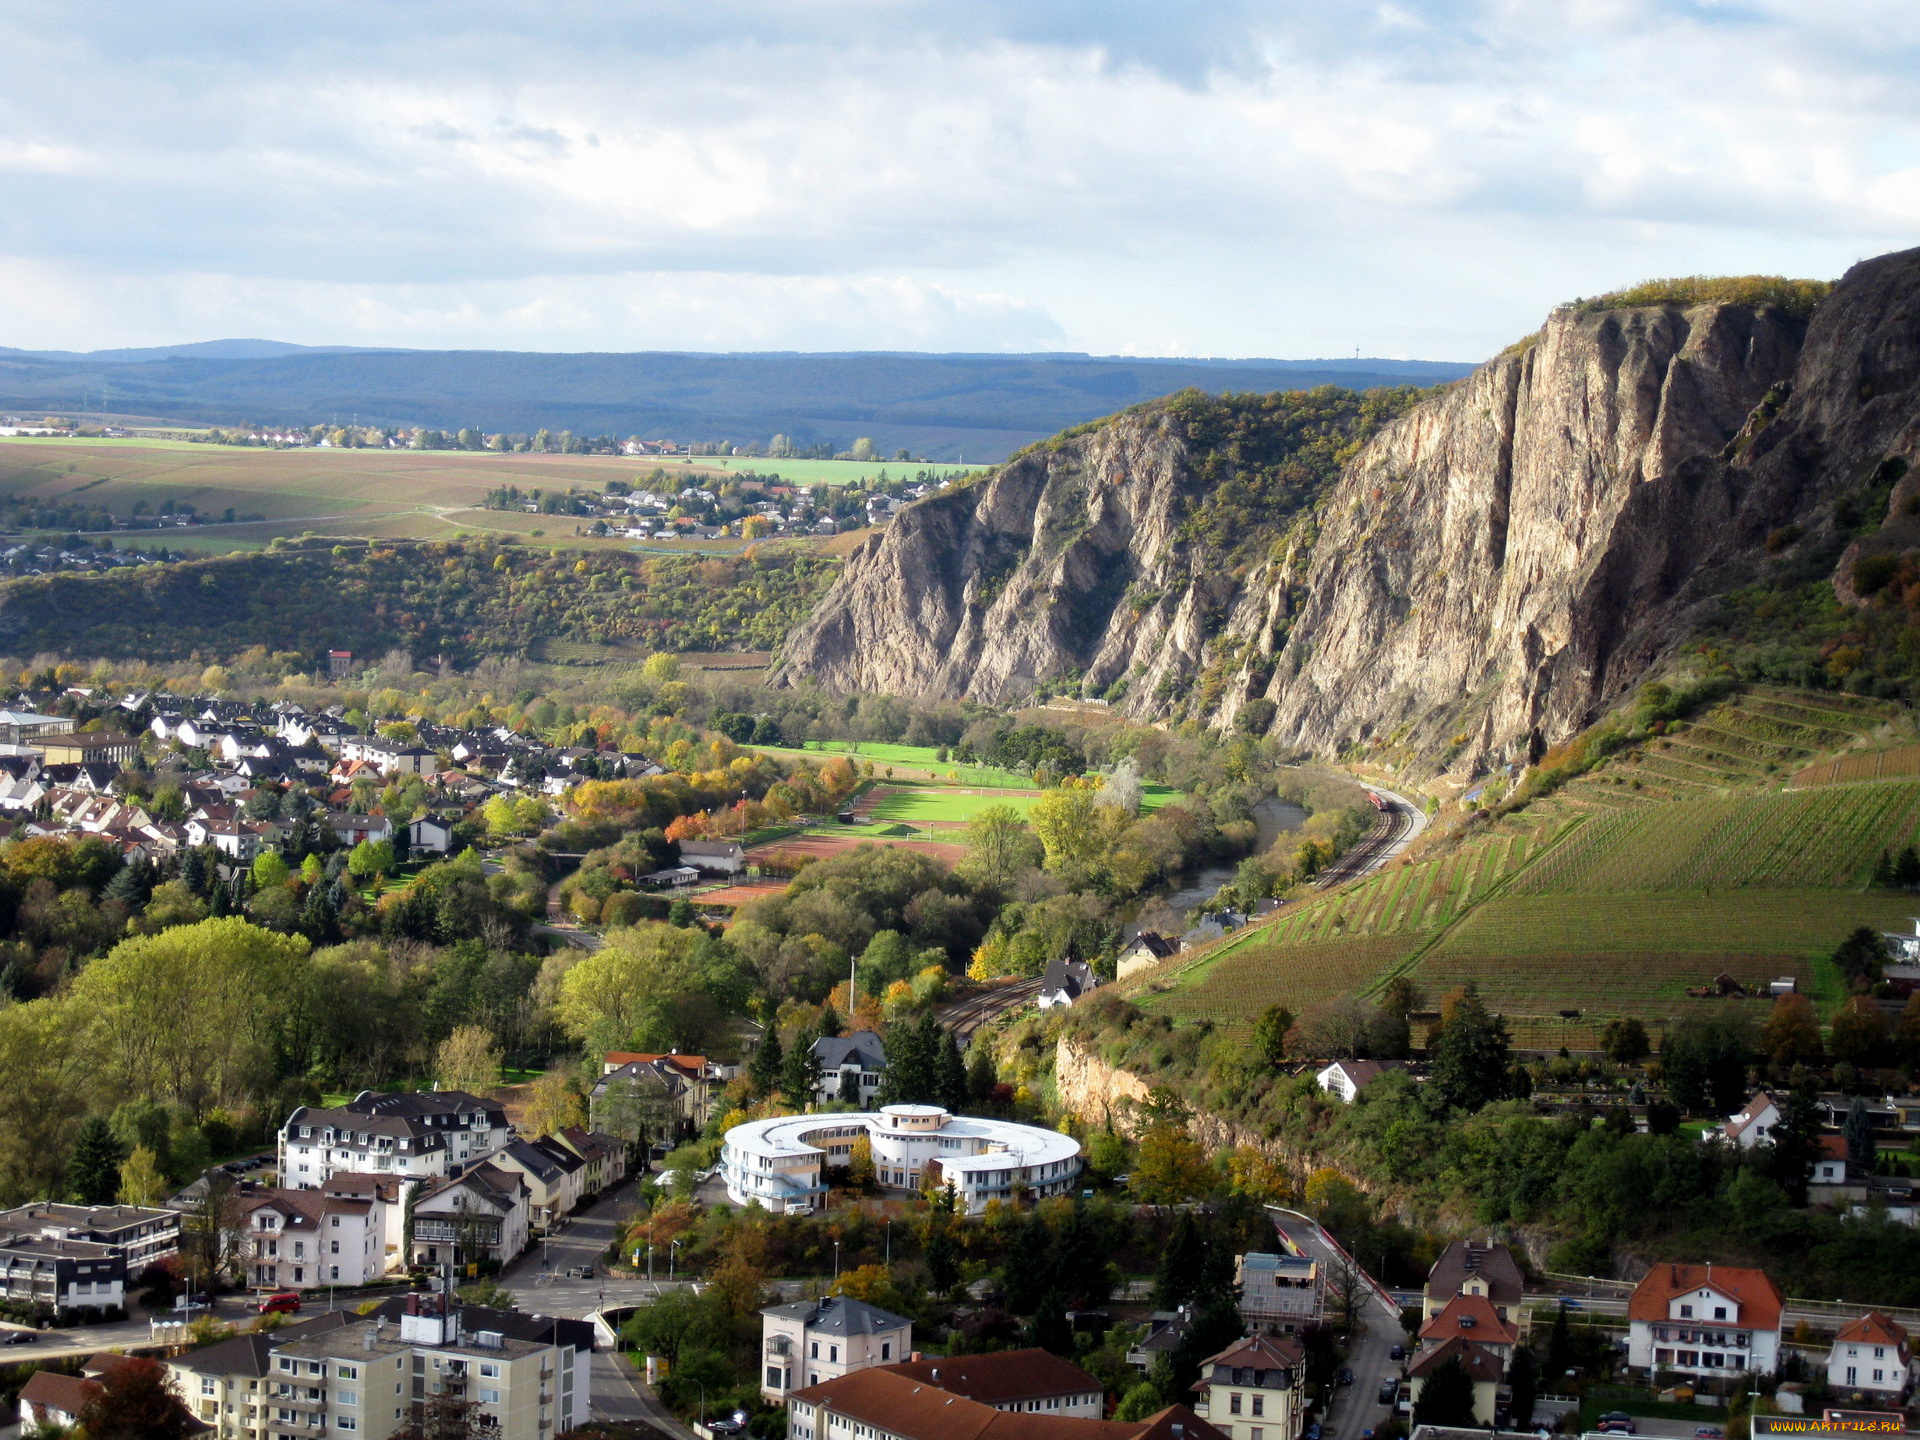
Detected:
[1142,932,1435,1026]
[1793,743,1920,789]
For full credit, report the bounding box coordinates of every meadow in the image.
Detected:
[863,781,1184,825]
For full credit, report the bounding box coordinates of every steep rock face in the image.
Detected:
[779,247,1920,772]
[1255,301,1803,770]
[772,411,1249,709]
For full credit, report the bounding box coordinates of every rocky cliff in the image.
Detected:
[777,247,1920,774]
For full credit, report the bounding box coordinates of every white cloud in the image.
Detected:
[0,1,1915,356]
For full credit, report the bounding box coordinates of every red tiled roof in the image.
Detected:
[1818,1135,1850,1161]
[1201,1333,1307,1371]
[605,1051,706,1077]
[1409,1337,1504,1382]
[1627,1264,1784,1332]
[1420,1292,1518,1346]
[884,1349,1102,1406]
[1836,1312,1910,1351]
[790,1367,1227,1440]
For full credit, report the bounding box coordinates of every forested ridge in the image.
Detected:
[0,538,838,662]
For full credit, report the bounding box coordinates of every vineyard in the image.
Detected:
[1505,782,1920,894]
[1141,932,1433,1024]
[1138,684,1920,1047]
[1793,743,1920,789]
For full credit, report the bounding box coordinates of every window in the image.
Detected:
[337,1418,357,1432]
[480,1388,500,1404]
[332,1216,340,1227]
[201,1379,216,1396]
[1680,1305,1694,1318]
[881,1343,892,1361]
[1714,1307,1727,1320]
[480,1365,500,1379]
[331,1267,340,1281]
[1253,1395,1265,1417]
[331,1241,340,1254]
[810,1342,819,1360]
[338,1390,358,1406]
[768,1366,784,1388]
[340,1367,357,1380]
[1230,1395,1243,1415]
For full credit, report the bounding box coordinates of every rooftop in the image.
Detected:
[762,1293,912,1337]
[883,1348,1101,1406]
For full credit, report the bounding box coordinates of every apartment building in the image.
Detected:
[409,1164,530,1270]
[0,1201,179,1270]
[1626,1263,1785,1382]
[238,1187,387,1291]
[176,1292,593,1440]
[279,1090,509,1187]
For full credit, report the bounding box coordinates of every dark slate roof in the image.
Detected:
[761,1294,911,1337]
[812,1031,886,1071]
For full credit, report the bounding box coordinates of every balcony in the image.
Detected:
[271,1390,327,1412]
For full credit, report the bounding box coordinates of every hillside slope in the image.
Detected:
[780,247,1920,776]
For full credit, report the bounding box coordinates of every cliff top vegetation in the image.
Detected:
[1572,274,1833,318]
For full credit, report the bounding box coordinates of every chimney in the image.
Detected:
[931,1368,940,1382]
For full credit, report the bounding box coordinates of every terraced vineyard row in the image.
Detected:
[1506,782,1920,893]
[1145,932,1433,1025]
[1794,743,1920,789]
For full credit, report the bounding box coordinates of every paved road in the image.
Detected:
[1269,1210,1403,1440]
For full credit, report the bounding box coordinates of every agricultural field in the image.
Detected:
[1144,932,1432,1025]
[864,780,1183,826]
[0,438,888,555]
[1505,782,1920,894]
[1141,684,1920,1049]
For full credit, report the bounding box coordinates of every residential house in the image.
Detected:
[237,1187,386,1291]
[1827,1312,1911,1404]
[761,1294,913,1404]
[588,1058,694,1144]
[1625,1262,1785,1381]
[339,736,440,777]
[1316,1060,1398,1104]
[0,1201,180,1270]
[678,839,746,874]
[1128,1307,1195,1371]
[1407,1339,1505,1425]
[556,1126,629,1194]
[408,1163,530,1271]
[1725,1092,1785,1149]
[1418,1294,1518,1361]
[1194,1332,1306,1440]
[168,1311,357,1437]
[325,811,392,847]
[1882,918,1920,962]
[811,1031,886,1106]
[880,1350,1105,1417]
[1037,958,1099,1009]
[787,1366,1224,1440]
[598,1050,721,1126]
[278,1090,510,1188]
[405,816,455,855]
[1237,1251,1323,1335]
[486,1136,585,1227]
[1423,1240,1525,1326]
[319,1173,410,1273]
[1813,1135,1862,1196]
[18,1370,104,1432]
[1116,932,1178,980]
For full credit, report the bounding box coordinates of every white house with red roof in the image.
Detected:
[1626,1263,1784,1380]
[1827,1312,1911,1404]
[1724,1091,1784,1149]
[1418,1293,1519,1360]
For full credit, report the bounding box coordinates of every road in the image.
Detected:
[1315,785,1427,889]
[1268,1209,1403,1440]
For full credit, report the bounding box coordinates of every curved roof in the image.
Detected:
[724,1106,1080,1172]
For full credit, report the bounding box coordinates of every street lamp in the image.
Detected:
[833,1240,841,1283]
[885,1220,892,1266]
[669,1240,680,1285]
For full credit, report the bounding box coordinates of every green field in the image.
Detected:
[868,780,1182,824]
[1134,683,1920,1051]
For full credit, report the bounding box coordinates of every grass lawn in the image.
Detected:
[870,780,1183,824]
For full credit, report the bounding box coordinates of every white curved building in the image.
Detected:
[721,1105,1082,1215]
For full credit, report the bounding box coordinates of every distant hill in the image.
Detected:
[0,345,1473,461]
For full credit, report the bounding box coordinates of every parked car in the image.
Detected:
[1597,1413,1636,1435]
[1379,1380,1399,1405]
[258,1292,302,1315]
[1695,1429,1724,1439]
[1307,1423,1323,1440]
[1338,1368,1355,1386]
[1,1330,35,1345]
[565,1266,594,1279]
[1389,1343,1405,1361]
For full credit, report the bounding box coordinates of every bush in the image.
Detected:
[1575,275,1832,318]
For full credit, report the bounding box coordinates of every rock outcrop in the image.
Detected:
[777,246,1920,774]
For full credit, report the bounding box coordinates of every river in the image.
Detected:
[1165,794,1306,914]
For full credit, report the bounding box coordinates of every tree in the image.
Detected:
[1508,1344,1539,1430]
[1600,1017,1651,1065]
[937,1031,968,1112]
[1832,927,1888,991]
[1028,784,1108,886]
[1429,985,1512,1112]
[958,804,1043,891]
[181,1171,248,1294]
[1154,1212,1207,1310]
[347,838,396,879]
[1413,1352,1478,1427]
[1845,1096,1880,1169]
[1767,1084,1822,1205]
[780,1026,821,1102]
[1128,1124,1215,1204]
[1830,996,1891,1068]
[1761,994,1823,1068]
[1662,1009,1753,1114]
[434,1026,503,1092]
[1251,1004,1294,1070]
[118,1145,169,1205]
[521,1071,585,1138]
[749,1026,784,1098]
[926,1225,961,1297]
[64,1115,126,1205]
[76,1355,197,1440]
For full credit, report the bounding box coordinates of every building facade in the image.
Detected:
[723,1105,1082,1216]
[239,1188,387,1291]
[1826,1312,1911,1404]
[1195,1333,1306,1440]
[761,1294,911,1403]
[1626,1263,1784,1381]
[1237,1252,1322,1335]
[279,1091,509,1187]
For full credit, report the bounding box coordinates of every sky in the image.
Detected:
[2,0,1918,361]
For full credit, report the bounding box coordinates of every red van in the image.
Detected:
[258,1292,302,1315]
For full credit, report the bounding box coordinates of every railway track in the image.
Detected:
[936,978,1044,1040]
[1314,786,1426,888]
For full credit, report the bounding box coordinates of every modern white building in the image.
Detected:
[721,1105,1082,1215]
[279,1091,510,1187]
